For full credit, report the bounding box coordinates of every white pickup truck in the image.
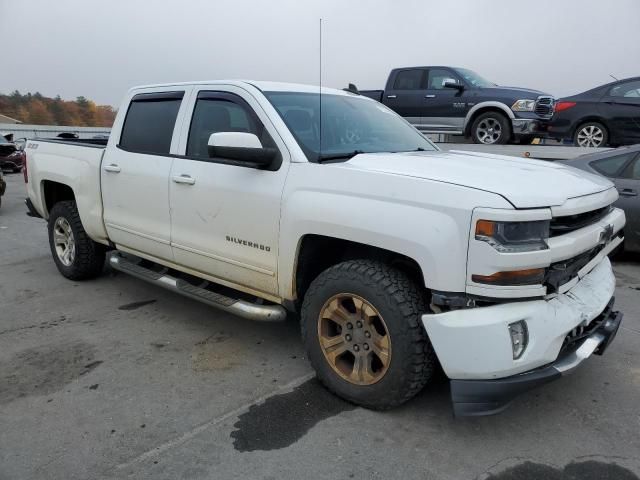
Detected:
[25,81,625,415]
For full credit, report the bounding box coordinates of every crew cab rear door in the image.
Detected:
[168,85,290,297]
[383,68,428,129]
[101,88,191,261]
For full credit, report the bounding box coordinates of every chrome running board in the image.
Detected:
[108,252,286,322]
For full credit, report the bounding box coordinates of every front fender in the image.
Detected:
[277,163,512,300]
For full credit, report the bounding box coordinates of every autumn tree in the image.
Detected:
[0,91,116,126]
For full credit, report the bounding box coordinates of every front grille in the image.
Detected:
[550,205,613,237]
[545,245,604,293]
[535,96,554,118]
[559,298,614,355]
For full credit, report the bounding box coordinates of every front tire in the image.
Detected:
[48,200,105,280]
[471,111,512,145]
[301,259,436,409]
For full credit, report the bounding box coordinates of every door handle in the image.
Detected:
[424,94,436,98]
[386,95,397,99]
[618,188,637,197]
[172,174,196,185]
[103,164,121,173]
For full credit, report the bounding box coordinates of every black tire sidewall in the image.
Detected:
[471,112,512,145]
[301,261,432,409]
[47,201,104,279]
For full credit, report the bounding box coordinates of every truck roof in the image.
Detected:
[127,80,353,96]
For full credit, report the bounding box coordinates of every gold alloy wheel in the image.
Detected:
[317,293,391,385]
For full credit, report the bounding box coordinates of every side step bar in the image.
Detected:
[108,252,287,322]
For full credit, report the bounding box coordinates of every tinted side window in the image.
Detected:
[590,152,635,177]
[622,156,640,180]
[119,92,183,154]
[186,93,274,159]
[609,80,640,98]
[393,70,425,90]
[427,68,456,89]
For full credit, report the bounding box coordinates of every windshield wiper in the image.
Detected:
[317,150,364,163]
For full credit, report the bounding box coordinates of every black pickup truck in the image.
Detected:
[360,66,554,144]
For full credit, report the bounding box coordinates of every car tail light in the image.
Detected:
[554,101,576,113]
[23,153,28,183]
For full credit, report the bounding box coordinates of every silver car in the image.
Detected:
[563,144,640,252]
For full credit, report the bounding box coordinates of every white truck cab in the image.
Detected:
[25,80,625,415]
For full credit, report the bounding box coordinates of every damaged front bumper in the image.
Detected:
[449,299,621,416]
[422,256,621,416]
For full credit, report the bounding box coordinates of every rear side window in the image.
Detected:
[393,70,425,90]
[119,91,184,155]
[590,152,636,177]
[622,156,640,180]
[609,80,640,98]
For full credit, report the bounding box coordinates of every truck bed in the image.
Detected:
[25,137,109,244]
[30,137,109,148]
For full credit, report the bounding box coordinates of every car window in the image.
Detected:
[186,92,275,159]
[265,92,437,162]
[119,92,183,155]
[393,70,425,90]
[609,80,640,98]
[590,152,636,177]
[427,68,457,89]
[621,156,640,180]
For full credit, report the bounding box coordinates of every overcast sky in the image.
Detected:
[1,0,639,107]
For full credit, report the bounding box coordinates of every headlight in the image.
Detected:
[511,99,536,112]
[475,219,549,253]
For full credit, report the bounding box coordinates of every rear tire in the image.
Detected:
[574,122,608,147]
[471,111,512,145]
[48,200,105,280]
[301,259,436,409]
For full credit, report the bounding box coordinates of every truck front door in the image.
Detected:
[420,68,467,134]
[168,87,290,297]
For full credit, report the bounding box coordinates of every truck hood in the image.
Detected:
[339,151,613,208]
[479,86,548,98]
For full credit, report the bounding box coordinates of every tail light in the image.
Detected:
[23,152,28,183]
[554,101,576,113]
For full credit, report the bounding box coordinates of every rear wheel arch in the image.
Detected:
[42,180,75,215]
[572,117,610,142]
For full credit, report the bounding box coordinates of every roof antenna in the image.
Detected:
[319,17,323,159]
[609,74,619,81]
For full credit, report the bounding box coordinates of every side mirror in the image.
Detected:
[207,132,277,167]
[443,79,464,90]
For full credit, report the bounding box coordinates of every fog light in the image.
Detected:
[508,320,528,359]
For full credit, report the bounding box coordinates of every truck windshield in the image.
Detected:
[454,68,495,88]
[265,92,437,162]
